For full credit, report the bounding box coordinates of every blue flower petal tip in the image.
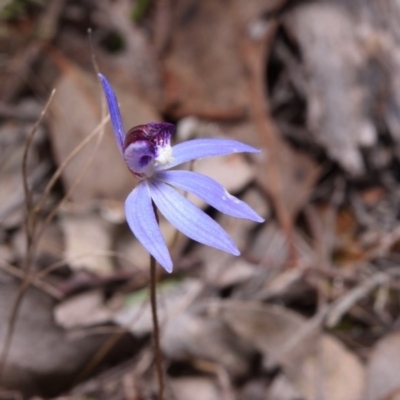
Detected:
[99,74,265,272]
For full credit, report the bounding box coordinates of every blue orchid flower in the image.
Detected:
[98,74,264,273]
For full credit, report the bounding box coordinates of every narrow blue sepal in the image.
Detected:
[98,73,125,155]
[157,170,265,222]
[149,180,240,256]
[159,138,261,170]
[125,182,173,273]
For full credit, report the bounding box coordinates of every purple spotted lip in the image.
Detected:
[123,122,175,179]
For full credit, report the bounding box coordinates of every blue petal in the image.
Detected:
[158,138,261,170]
[157,170,265,222]
[125,182,173,272]
[98,73,125,155]
[148,180,240,256]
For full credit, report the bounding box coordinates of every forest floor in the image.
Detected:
[1,1,400,399]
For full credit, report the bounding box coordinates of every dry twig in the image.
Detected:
[325,272,391,328]
[0,262,62,300]
[0,89,56,381]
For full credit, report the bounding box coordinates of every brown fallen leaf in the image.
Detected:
[258,268,305,301]
[242,16,319,267]
[60,206,115,275]
[113,279,253,377]
[284,3,377,176]
[267,374,302,400]
[0,278,105,396]
[254,137,320,222]
[11,221,63,267]
[217,301,365,400]
[163,0,285,118]
[364,330,400,400]
[113,279,204,336]
[54,290,112,330]
[300,335,365,400]
[162,311,253,378]
[170,377,221,400]
[251,222,316,269]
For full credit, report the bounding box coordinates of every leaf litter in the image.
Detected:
[3,0,400,399]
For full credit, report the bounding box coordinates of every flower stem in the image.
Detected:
[150,254,164,400]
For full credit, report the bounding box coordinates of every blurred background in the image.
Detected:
[1,0,400,399]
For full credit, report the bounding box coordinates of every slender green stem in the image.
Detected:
[150,255,164,400]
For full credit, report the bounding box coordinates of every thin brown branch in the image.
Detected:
[73,328,129,385]
[0,89,56,382]
[22,89,56,241]
[0,262,62,300]
[325,272,391,328]
[33,115,109,217]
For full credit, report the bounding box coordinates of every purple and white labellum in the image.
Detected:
[123,122,175,179]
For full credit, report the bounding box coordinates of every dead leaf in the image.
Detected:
[0,244,13,264]
[54,290,112,329]
[254,136,320,220]
[113,280,253,377]
[251,222,316,268]
[170,377,221,400]
[11,221,63,266]
[364,330,400,400]
[60,206,114,275]
[216,301,365,400]
[259,268,305,300]
[0,280,105,395]
[300,335,365,400]
[162,312,252,377]
[284,3,377,176]
[267,374,302,400]
[113,279,203,335]
[212,259,258,288]
[163,0,285,117]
